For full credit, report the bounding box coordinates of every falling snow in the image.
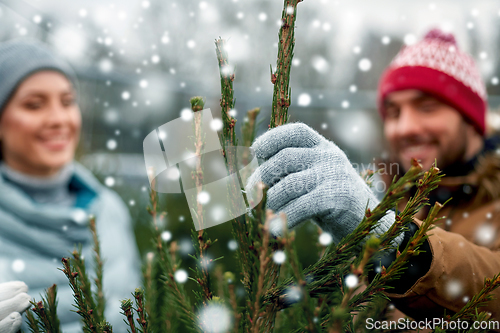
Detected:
[175,269,188,283]
[446,279,463,298]
[106,139,117,150]
[228,240,238,251]
[319,232,333,246]
[312,56,329,73]
[180,108,193,121]
[297,93,311,107]
[121,91,131,100]
[475,224,495,246]
[161,231,172,242]
[345,274,358,288]
[197,191,210,205]
[12,259,25,273]
[273,250,286,264]
[198,304,231,333]
[284,285,302,303]
[358,58,372,71]
[210,118,223,131]
[105,177,115,187]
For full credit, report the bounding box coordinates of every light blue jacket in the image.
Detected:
[0,163,141,332]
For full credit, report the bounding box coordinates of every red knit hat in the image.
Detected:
[377,29,487,135]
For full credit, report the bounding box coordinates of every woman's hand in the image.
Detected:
[0,281,31,333]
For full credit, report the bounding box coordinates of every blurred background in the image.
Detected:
[2,0,500,290]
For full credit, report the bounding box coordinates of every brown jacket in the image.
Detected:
[381,151,500,322]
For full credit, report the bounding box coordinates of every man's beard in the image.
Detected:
[392,128,469,175]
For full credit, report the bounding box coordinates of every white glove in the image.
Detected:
[0,281,31,333]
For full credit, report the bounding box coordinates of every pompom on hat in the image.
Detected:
[0,39,77,115]
[377,29,487,135]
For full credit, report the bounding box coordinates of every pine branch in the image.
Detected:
[26,284,61,333]
[263,160,426,307]
[241,108,261,148]
[215,38,236,147]
[26,308,42,333]
[89,216,106,320]
[121,299,137,333]
[60,254,102,333]
[280,214,320,333]
[270,0,303,128]
[70,249,101,324]
[449,272,500,321]
[146,173,196,332]
[133,289,149,333]
[187,97,216,306]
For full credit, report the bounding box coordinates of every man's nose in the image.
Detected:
[395,107,422,137]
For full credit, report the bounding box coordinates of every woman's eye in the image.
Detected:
[62,98,75,107]
[24,101,43,110]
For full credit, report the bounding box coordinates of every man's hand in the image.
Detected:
[0,281,31,333]
[247,123,402,245]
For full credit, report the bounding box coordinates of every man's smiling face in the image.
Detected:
[383,89,477,172]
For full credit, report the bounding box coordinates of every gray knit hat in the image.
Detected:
[0,40,77,114]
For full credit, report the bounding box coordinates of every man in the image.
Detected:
[248,29,500,321]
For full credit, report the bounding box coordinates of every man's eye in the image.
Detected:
[419,102,439,112]
[385,107,399,119]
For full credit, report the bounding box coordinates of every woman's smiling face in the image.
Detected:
[0,70,81,176]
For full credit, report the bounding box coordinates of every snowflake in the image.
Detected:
[106,139,117,150]
[446,279,463,298]
[273,251,286,264]
[345,274,358,289]
[297,93,311,107]
[358,58,372,71]
[198,304,231,333]
[197,191,210,205]
[175,269,188,283]
[180,108,193,121]
[161,231,172,242]
[475,224,495,246]
[312,56,329,73]
[403,34,417,45]
[319,232,333,245]
[12,260,25,273]
[228,240,238,251]
[105,177,115,187]
[121,91,131,100]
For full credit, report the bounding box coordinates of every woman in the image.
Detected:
[0,40,141,333]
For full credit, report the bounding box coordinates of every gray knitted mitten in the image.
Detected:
[247,123,403,246]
